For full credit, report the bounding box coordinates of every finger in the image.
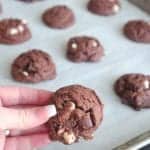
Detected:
[0,105,56,130]
[5,133,51,150]
[10,124,49,136]
[0,86,53,107]
[0,130,5,150]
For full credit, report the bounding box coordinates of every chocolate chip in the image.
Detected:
[79,114,93,129]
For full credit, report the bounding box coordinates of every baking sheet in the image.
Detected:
[0,0,150,150]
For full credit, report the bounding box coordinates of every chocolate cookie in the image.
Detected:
[124,20,150,43]
[67,36,104,62]
[48,85,103,144]
[88,0,120,16]
[0,18,31,44]
[115,74,150,110]
[11,49,56,83]
[42,5,75,29]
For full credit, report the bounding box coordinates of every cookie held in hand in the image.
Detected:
[48,85,103,144]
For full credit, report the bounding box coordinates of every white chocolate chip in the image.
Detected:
[144,80,149,89]
[64,101,76,111]
[113,5,120,13]
[8,28,18,35]
[22,71,29,77]
[18,25,24,33]
[4,129,10,136]
[92,41,98,47]
[57,128,65,135]
[71,42,78,49]
[63,131,76,144]
[21,19,27,24]
[68,102,75,111]
[91,134,94,138]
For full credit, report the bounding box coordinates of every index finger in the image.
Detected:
[0,86,53,107]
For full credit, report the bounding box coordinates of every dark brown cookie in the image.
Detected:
[42,5,75,29]
[124,20,150,43]
[0,18,31,44]
[88,0,120,16]
[115,74,150,110]
[11,49,56,83]
[67,36,104,62]
[48,85,103,144]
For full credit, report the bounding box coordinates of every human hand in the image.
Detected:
[0,86,57,150]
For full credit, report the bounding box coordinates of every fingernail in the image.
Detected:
[4,129,10,136]
[46,105,57,118]
[0,129,10,136]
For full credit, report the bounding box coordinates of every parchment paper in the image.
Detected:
[0,0,150,149]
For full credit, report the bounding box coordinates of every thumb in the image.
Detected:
[0,130,5,150]
[0,105,57,130]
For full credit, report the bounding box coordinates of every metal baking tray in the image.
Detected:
[129,0,150,14]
